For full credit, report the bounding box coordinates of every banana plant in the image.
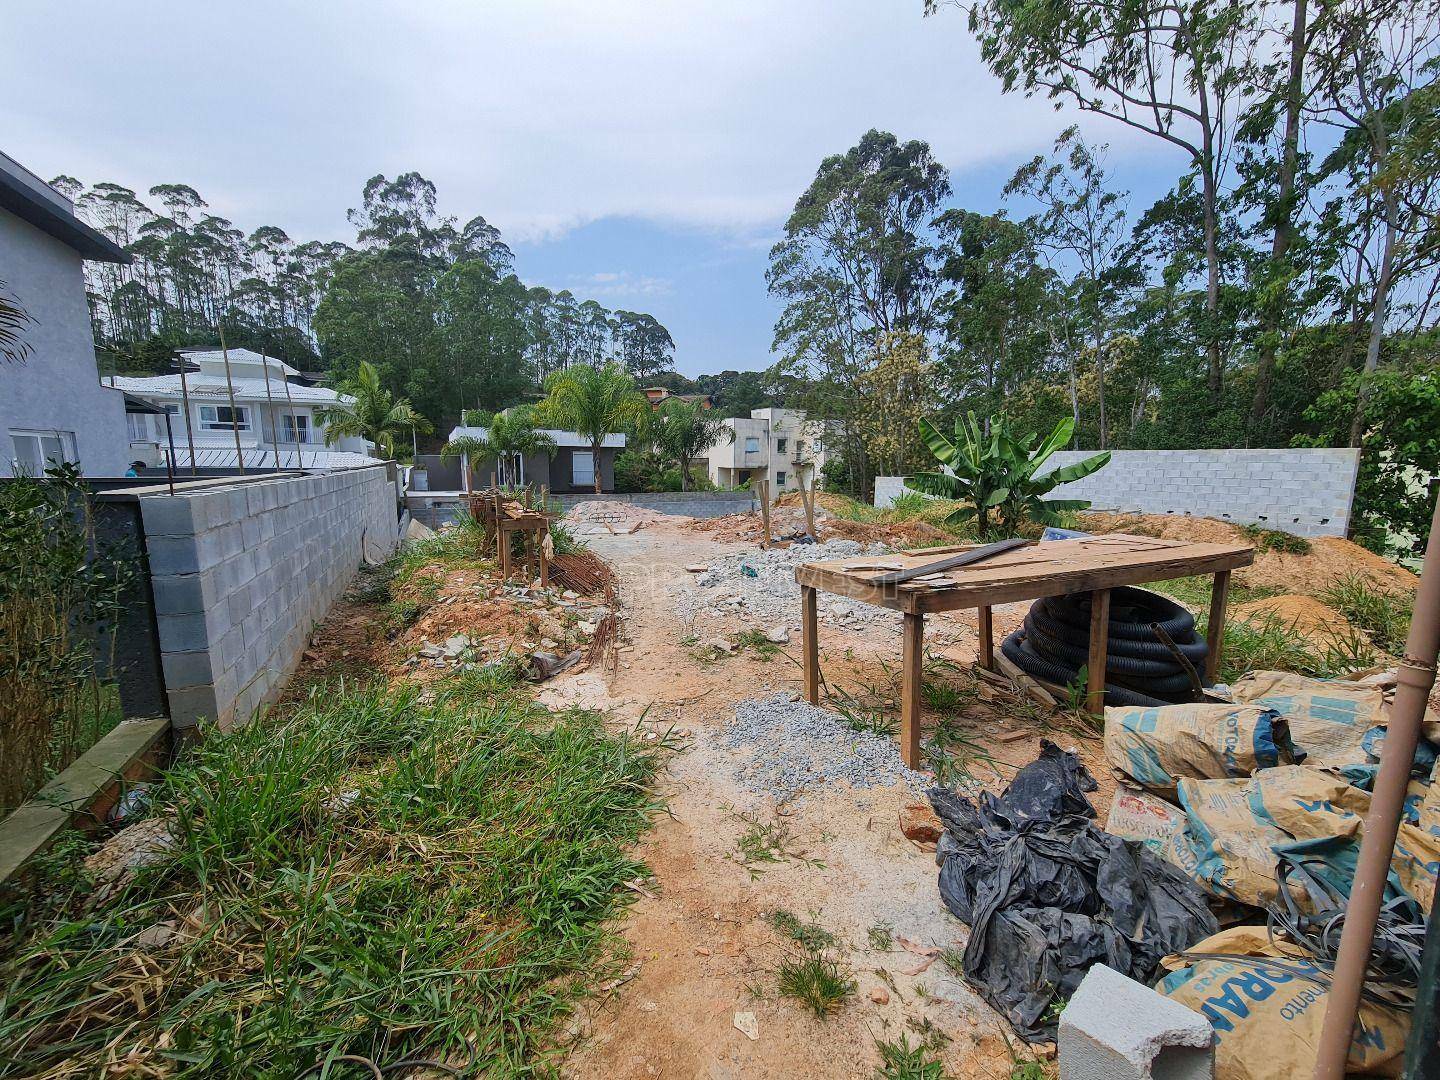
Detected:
[905,412,1110,535]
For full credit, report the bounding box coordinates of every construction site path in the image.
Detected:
[553,523,1062,1080]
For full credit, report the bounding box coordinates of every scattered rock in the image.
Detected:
[443,635,470,657]
[899,802,944,845]
[706,637,737,656]
[685,563,710,573]
[869,986,890,1005]
[417,642,443,659]
[84,817,176,898]
[126,920,179,950]
[733,1011,760,1041]
[764,624,790,645]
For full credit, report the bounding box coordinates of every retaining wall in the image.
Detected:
[874,447,1360,538]
[139,465,400,729]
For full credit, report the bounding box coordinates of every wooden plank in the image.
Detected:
[900,611,924,769]
[759,479,771,548]
[802,585,820,705]
[977,605,994,669]
[792,565,920,612]
[867,538,1031,585]
[993,649,1059,708]
[1205,569,1231,684]
[1087,588,1111,715]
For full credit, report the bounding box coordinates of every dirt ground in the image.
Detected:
[547,523,1105,1080]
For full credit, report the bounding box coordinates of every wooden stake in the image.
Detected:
[900,611,925,769]
[800,470,817,539]
[1205,570,1231,684]
[1086,588,1111,715]
[802,585,820,704]
[758,478,771,548]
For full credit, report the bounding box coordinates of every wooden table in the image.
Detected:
[794,534,1254,768]
[470,491,552,586]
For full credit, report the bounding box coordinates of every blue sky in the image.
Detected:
[2,0,1193,376]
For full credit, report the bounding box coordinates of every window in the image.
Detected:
[10,430,78,476]
[776,471,787,486]
[126,413,152,441]
[744,436,760,453]
[282,413,311,444]
[776,438,787,453]
[572,450,596,487]
[199,405,250,431]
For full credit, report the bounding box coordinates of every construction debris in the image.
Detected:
[550,550,617,596]
[564,500,681,535]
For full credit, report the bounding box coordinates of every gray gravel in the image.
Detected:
[717,692,928,801]
[682,539,900,631]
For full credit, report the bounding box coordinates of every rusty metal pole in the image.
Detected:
[1313,491,1440,1080]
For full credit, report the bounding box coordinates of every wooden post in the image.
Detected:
[759,478,772,548]
[801,585,820,705]
[800,470,817,540]
[977,605,994,670]
[539,532,550,589]
[1205,570,1231,684]
[499,522,512,580]
[1086,588,1111,715]
[901,611,925,769]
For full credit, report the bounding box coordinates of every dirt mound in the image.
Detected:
[1079,511,1417,597]
[1233,594,1356,644]
[565,500,683,535]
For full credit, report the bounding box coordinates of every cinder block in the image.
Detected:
[146,536,202,575]
[161,649,217,690]
[139,494,197,537]
[167,684,220,729]
[156,612,213,654]
[1059,965,1213,1080]
[149,570,216,615]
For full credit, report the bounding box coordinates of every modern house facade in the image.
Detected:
[446,422,626,494]
[704,407,829,493]
[0,150,132,478]
[112,348,379,471]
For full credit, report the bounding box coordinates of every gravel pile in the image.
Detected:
[717,692,928,801]
[683,539,899,630]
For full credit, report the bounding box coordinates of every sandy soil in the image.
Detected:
[1232,593,1356,644]
[547,523,1097,1080]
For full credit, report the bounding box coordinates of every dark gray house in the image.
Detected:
[445,424,626,494]
[0,150,132,478]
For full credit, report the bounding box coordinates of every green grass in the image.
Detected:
[768,909,840,952]
[1320,574,1412,654]
[867,922,894,951]
[1148,574,1278,610]
[875,1035,947,1079]
[1202,609,1377,683]
[548,520,588,556]
[776,952,855,1019]
[0,674,664,1078]
[1239,523,1313,555]
[734,627,781,661]
[731,816,822,878]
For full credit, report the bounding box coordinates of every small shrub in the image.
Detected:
[548,520,588,556]
[1240,523,1312,555]
[867,922,894,951]
[768,909,839,952]
[1321,574,1412,653]
[875,1034,947,1080]
[734,627,780,660]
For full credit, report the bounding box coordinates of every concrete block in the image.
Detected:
[161,649,218,690]
[156,612,212,654]
[167,684,220,729]
[149,570,216,615]
[1059,965,1212,1080]
[146,536,202,575]
[139,494,197,537]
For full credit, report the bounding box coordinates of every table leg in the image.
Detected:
[539,537,550,589]
[1205,569,1231,685]
[802,585,820,705]
[1086,589,1111,715]
[901,611,924,769]
[977,605,994,670]
[499,524,511,580]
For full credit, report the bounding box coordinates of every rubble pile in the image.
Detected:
[564,500,683,535]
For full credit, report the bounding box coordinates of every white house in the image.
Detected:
[704,407,830,493]
[112,348,380,470]
[0,149,131,477]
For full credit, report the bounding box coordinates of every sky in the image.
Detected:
[2,0,1191,376]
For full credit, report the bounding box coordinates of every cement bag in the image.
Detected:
[1231,670,1440,768]
[1160,766,1440,913]
[1157,925,1410,1080]
[1103,703,1296,797]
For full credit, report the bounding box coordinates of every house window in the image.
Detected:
[10,429,78,476]
[776,471,787,486]
[199,405,250,431]
[282,413,311,444]
[126,413,152,441]
[744,436,760,453]
[776,438,787,453]
[794,440,805,456]
[572,450,596,487]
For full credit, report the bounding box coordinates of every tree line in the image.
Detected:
[58,171,678,428]
[767,0,1440,553]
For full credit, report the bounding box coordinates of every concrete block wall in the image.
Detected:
[874,448,1360,538]
[139,466,400,729]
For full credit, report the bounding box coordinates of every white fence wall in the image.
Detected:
[874,448,1360,538]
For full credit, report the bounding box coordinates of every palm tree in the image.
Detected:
[0,283,34,364]
[442,406,556,489]
[538,362,648,493]
[315,361,431,458]
[655,399,731,490]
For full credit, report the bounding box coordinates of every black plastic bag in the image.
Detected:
[928,740,1217,1041]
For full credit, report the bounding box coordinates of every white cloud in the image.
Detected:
[562,271,673,299]
[0,0,1153,246]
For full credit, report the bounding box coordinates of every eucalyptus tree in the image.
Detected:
[1005,128,1131,447]
[933,0,1258,401]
